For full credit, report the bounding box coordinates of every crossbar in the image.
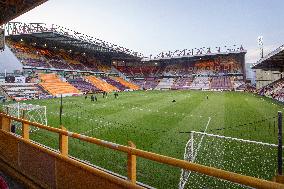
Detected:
[191,131,279,147]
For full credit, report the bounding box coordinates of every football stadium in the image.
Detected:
[0,1,284,189]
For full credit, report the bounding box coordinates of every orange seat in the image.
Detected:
[85,76,118,92]
[113,77,140,90]
[39,73,81,96]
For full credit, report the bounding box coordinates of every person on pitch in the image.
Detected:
[114,91,118,99]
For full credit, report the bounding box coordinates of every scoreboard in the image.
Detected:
[0,28,4,51]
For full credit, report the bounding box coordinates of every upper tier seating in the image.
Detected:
[48,59,73,70]
[7,40,107,72]
[116,66,159,77]
[7,40,52,68]
[85,76,118,92]
[39,73,81,97]
[163,64,190,76]
[116,55,243,79]
[114,77,140,90]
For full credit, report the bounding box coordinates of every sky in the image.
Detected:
[12,0,284,63]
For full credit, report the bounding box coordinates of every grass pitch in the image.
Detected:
[1,90,283,188]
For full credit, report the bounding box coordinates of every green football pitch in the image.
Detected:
[1,90,284,188]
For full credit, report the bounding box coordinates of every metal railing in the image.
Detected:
[0,112,284,189]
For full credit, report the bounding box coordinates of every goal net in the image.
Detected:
[3,102,47,132]
[179,131,278,189]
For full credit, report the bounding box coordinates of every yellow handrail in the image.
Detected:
[0,112,283,189]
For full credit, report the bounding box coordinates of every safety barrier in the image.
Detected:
[0,112,284,189]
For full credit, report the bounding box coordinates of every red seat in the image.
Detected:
[0,176,9,189]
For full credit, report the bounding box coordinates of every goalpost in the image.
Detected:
[179,131,279,189]
[3,102,47,132]
[179,117,211,189]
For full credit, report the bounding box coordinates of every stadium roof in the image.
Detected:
[0,0,46,25]
[142,50,246,63]
[253,44,284,71]
[142,45,246,62]
[5,22,143,60]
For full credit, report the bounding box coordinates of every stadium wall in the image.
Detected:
[255,69,283,89]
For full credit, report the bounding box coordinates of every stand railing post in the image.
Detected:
[59,126,68,156]
[127,141,136,184]
[0,114,11,132]
[22,123,29,140]
[21,110,29,140]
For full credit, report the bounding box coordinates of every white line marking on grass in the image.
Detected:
[192,117,211,162]
[179,117,211,189]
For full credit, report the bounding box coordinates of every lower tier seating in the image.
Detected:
[155,78,174,90]
[113,77,140,90]
[171,77,193,90]
[39,73,81,96]
[189,77,210,90]
[210,77,233,90]
[0,83,48,101]
[68,78,102,93]
[259,78,284,102]
[103,77,129,91]
[85,76,118,92]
